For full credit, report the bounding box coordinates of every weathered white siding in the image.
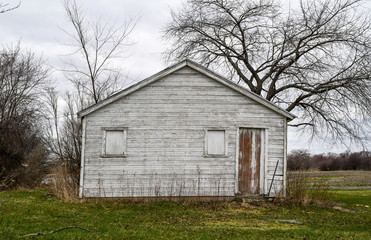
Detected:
[81,66,287,197]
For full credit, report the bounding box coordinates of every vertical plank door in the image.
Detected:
[238,128,263,195]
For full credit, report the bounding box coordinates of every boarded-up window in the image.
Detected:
[102,128,127,156]
[207,130,225,155]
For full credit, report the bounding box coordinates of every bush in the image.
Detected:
[317,151,371,171]
[285,171,330,206]
[0,140,50,190]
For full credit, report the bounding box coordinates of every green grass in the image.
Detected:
[330,190,371,206]
[1,189,371,239]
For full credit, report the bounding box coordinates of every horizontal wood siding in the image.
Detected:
[82,66,286,197]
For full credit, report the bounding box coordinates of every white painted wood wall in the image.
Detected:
[81,66,287,197]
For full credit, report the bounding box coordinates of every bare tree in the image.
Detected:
[45,88,84,175]
[62,0,138,104]
[164,0,371,146]
[0,44,49,189]
[44,0,137,198]
[46,0,138,198]
[0,2,20,14]
[44,85,88,199]
[288,149,312,171]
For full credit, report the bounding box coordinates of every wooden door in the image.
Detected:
[238,128,264,195]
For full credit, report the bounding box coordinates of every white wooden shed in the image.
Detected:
[78,60,295,198]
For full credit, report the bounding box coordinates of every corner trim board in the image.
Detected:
[79,117,87,198]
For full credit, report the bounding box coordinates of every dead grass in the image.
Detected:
[50,165,79,201]
[284,170,331,206]
[295,170,371,189]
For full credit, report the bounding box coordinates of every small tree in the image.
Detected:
[62,0,138,104]
[45,87,84,180]
[44,87,85,199]
[287,149,312,171]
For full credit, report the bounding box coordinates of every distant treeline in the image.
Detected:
[287,150,371,171]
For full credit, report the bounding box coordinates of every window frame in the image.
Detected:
[204,128,228,158]
[101,127,128,158]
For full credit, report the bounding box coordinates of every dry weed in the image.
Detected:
[283,170,332,206]
[50,165,78,201]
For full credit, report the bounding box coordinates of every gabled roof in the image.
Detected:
[78,59,296,120]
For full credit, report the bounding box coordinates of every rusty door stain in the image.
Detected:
[238,128,262,195]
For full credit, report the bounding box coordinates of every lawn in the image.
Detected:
[1,187,370,239]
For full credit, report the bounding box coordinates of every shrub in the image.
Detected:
[285,170,331,206]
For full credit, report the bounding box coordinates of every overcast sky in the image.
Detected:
[1,0,370,154]
[0,0,181,85]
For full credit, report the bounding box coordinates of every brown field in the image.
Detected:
[290,170,371,189]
